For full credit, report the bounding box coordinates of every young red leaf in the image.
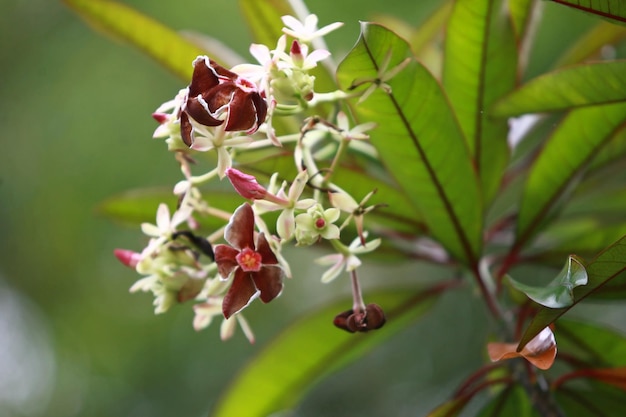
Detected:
[488,327,557,370]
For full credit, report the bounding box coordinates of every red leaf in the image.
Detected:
[488,327,557,370]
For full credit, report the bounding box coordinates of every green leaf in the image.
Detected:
[98,187,241,230]
[518,235,626,349]
[476,385,540,417]
[532,218,626,264]
[558,320,626,367]
[513,102,626,252]
[557,382,626,417]
[63,0,209,80]
[554,21,626,68]
[337,23,483,265]
[509,0,537,40]
[492,61,626,117]
[238,0,293,49]
[409,0,454,54]
[211,286,446,417]
[427,396,471,417]
[443,0,516,203]
[508,255,588,308]
[547,0,626,26]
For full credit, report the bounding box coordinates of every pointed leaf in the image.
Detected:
[554,21,626,68]
[547,0,626,25]
[492,61,626,117]
[211,286,446,417]
[443,0,516,202]
[337,23,482,265]
[514,102,626,251]
[518,235,626,349]
[63,0,209,80]
[508,255,588,308]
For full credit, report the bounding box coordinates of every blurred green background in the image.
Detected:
[0,1,615,416]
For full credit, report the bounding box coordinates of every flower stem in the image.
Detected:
[350,269,366,313]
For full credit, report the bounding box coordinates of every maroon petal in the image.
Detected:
[214,244,239,278]
[225,89,257,132]
[189,57,219,97]
[251,265,284,303]
[222,268,259,318]
[251,92,268,129]
[255,233,278,265]
[185,97,223,127]
[180,112,193,147]
[205,83,236,114]
[209,59,239,80]
[224,203,256,250]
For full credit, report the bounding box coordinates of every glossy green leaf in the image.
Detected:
[508,255,588,308]
[443,0,516,203]
[337,23,482,265]
[518,235,626,349]
[492,61,626,117]
[212,287,444,417]
[558,320,626,367]
[547,0,626,25]
[514,102,626,251]
[554,21,626,68]
[63,0,208,81]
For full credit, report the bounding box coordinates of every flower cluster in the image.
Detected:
[114,13,409,342]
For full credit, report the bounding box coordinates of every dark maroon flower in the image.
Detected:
[333,303,386,333]
[214,203,284,318]
[180,56,268,146]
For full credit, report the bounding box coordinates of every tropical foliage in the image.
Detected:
[66,0,626,415]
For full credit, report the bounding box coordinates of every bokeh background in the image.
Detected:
[0,1,618,416]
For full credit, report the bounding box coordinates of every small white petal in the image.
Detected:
[220,317,237,341]
[155,203,171,231]
[321,259,345,283]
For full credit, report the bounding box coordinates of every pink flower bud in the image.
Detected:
[114,249,142,269]
[225,168,268,200]
[152,112,169,124]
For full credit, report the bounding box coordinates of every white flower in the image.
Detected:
[315,235,381,283]
[253,170,316,239]
[281,14,343,43]
[193,298,255,343]
[294,204,340,245]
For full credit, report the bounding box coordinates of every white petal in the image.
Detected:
[345,254,362,271]
[321,259,345,283]
[155,203,171,231]
[220,317,237,341]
